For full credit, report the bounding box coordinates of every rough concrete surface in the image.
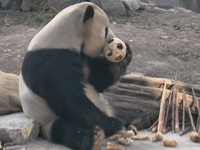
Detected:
[3,130,200,150]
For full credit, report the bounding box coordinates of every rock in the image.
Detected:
[89,0,102,8]
[21,0,49,11]
[159,35,169,39]
[101,0,126,16]
[122,0,142,12]
[1,0,23,10]
[70,0,102,7]
[49,0,71,11]
[70,0,123,15]
[0,113,40,144]
[70,0,81,5]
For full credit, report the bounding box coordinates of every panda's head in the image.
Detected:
[28,2,115,57]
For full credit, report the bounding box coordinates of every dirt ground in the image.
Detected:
[0,5,200,86]
[0,4,200,150]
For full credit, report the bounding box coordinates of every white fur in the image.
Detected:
[84,83,114,117]
[28,2,115,57]
[19,74,57,140]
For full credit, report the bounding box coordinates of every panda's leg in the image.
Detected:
[50,119,104,150]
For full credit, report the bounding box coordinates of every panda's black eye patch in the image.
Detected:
[105,27,108,38]
[117,43,123,50]
[107,38,114,43]
[106,50,113,56]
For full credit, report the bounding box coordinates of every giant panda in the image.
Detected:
[19,2,132,150]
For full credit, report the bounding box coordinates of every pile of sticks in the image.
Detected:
[105,73,200,134]
[149,80,200,142]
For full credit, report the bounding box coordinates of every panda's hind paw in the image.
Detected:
[90,126,105,150]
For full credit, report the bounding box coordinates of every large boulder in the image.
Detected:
[0,113,40,144]
[21,0,49,11]
[70,0,127,16]
[101,0,126,16]
[49,0,71,11]
[1,0,23,10]
[122,0,142,12]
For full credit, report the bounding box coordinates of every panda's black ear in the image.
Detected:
[83,6,94,23]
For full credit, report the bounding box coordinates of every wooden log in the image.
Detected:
[120,74,200,97]
[105,74,199,129]
[106,83,197,112]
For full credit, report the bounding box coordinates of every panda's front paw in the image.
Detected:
[104,117,123,137]
[124,121,138,135]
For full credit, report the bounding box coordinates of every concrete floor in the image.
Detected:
[5,130,200,150]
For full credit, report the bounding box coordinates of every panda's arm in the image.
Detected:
[87,43,132,93]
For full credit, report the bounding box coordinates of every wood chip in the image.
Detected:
[131,134,150,140]
[163,139,178,147]
[189,131,200,143]
[117,137,133,146]
[152,132,163,142]
[107,142,123,150]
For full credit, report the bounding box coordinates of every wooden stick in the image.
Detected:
[175,87,179,133]
[171,84,176,133]
[182,90,185,132]
[157,82,167,133]
[163,90,172,132]
[179,126,192,136]
[148,119,158,131]
[163,127,172,134]
[197,116,200,134]
[191,87,200,132]
[183,89,196,131]
[151,124,158,133]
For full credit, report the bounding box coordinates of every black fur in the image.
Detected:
[81,54,114,93]
[83,6,94,23]
[21,49,123,149]
[83,43,132,93]
[52,119,93,150]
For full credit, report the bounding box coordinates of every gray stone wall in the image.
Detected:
[143,0,200,13]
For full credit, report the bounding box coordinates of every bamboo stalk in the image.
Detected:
[191,87,200,132]
[151,82,166,141]
[157,82,167,133]
[148,119,158,131]
[151,125,158,133]
[183,89,196,131]
[163,127,172,134]
[163,90,172,132]
[171,84,176,133]
[197,116,200,134]
[179,126,192,136]
[175,88,179,133]
[182,90,185,132]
